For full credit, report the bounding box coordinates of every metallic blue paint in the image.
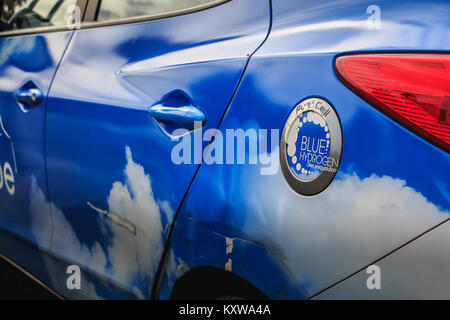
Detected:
[0,31,73,250]
[44,0,270,299]
[159,0,450,299]
[0,0,449,300]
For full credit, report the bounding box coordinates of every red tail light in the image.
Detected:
[335,53,450,152]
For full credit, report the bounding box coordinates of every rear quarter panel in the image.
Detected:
[161,0,450,299]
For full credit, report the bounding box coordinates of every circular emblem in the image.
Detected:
[280,98,342,196]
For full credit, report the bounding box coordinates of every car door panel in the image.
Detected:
[0,31,73,250]
[45,0,270,299]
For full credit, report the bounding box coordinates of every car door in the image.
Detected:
[45,0,270,299]
[0,0,77,251]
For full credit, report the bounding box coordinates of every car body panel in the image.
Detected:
[0,0,449,300]
[158,0,450,299]
[315,220,450,299]
[0,226,137,299]
[42,0,270,299]
[157,216,309,300]
[0,31,73,249]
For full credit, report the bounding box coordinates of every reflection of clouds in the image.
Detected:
[30,147,174,299]
[117,34,263,76]
[30,176,52,248]
[267,20,439,55]
[242,171,449,294]
[31,175,105,299]
[264,0,448,56]
[0,37,33,65]
[104,147,171,297]
[0,36,52,72]
[51,0,268,108]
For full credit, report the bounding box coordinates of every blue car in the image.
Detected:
[0,0,449,300]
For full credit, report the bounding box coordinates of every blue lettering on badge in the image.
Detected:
[285,111,331,181]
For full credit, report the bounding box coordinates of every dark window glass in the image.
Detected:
[97,0,220,22]
[0,0,77,32]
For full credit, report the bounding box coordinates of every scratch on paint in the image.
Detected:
[225,237,234,272]
[87,201,137,235]
[176,262,190,276]
[225,237,234,255]
[225,258,232,272]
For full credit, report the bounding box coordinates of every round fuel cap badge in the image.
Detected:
[280,98,342,196]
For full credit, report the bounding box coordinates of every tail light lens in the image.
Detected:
[335,53,450,152]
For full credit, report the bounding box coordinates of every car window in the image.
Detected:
[0,0,77,32]
[97,0,221,22]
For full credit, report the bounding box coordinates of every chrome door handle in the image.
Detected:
[13,87,43,107]
[149,103,206,130]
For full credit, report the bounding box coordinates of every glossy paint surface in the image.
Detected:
[44,0,270,299]
[0,0,449,300]
[315,220,450,299]
[0,31,73,249]
[159,0,450,299]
